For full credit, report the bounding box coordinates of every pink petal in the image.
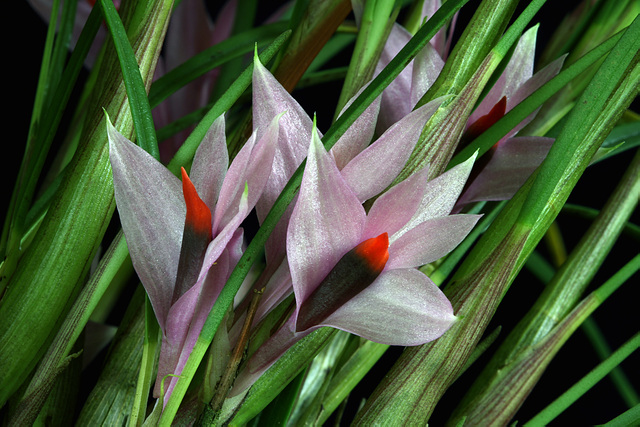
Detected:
[457,136,554,206]
[162,229,243,404]
[190,115,228,214]
[331,83,381,170]
[375,24,415,132]
[387,214,481,269]
[341,97,446,202]
[504,54,566,138]
[252,55,317,221]
[363,164,431,240]
[468,25,537,125]
[287,130,366,307]
[322,268,456,345]
[213,114,279,232]
[411,42,444,108]
[107,119,183,329]
[199,188,249,284]
[401,152,476,231]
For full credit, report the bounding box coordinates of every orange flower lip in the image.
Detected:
[353,232,390,275]
[296,233,390,332]
[181,167,212,239]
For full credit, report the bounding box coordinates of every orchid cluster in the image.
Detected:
[3,0,639,425]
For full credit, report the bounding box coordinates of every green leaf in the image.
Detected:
[99,0,159,160]
[0,5,101,291]
[0,0,173,408]
[148,22,288,108]
[129,296,161,427]
[525,327,640,425]
[447,148,640,425]
[230,329,338,425]
[518,16,640,229]
[597,403,640,427]
[8,233,133,425]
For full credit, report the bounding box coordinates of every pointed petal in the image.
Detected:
[457,136,554,206]
[341,97,446,202]
[503,54,566,138]
[322,268,456,345]
[213,114,279,232]
[469,25,537,125]
[363,164,430,239]
[287,130,366,307]
[200,185,249,283]
[253,55,317,221]
[421,0,449,56]
[159,239,234,403]
[190,115,228,213]
[411,42,444,108]
[253,258,293,326]
[331,83,381,170]
[387,214,481,269]
[401,152,476,231]
[107,119,183,329]
[376,24,414,132]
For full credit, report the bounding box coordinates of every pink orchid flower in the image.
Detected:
[231,124,481,394]
[376,19,565,206]
[107,112,279,404]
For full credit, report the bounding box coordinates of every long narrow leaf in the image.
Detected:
[99,0,159,159]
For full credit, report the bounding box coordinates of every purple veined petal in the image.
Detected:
[213,131,255,233]
[107,118,183,330]
[468,25,537,125]
[161,230,242,405]
[510,54,565,110]
[252,258,293,327]
[376,24,415,132]
[363,164,430,240]
[501,25,537,106]
[213,114,279,232]
[190,114,228,213]
[420,0,450,57]
[331,82,381,170]
[287,129,366,307]
[155,281,202,399]
[387,214,482,269]
[457,136,554,206]
[263,194,298,265]
[252,55,317,222]
[322,268,457,345]
[199,186,250,285]
[341,96,447,202]
[503,54,566,138]
[230,315,305,396]
[411,42,445,108]
[401,152,477,231]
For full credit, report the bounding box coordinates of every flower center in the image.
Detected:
[296,233,389,332]
[171,168,212,304]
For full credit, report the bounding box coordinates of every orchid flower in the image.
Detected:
[231,123,481,394]
[376,20,565,207]
[245,54,449,325]
[107,112,279,404]
[454,26,565,206]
